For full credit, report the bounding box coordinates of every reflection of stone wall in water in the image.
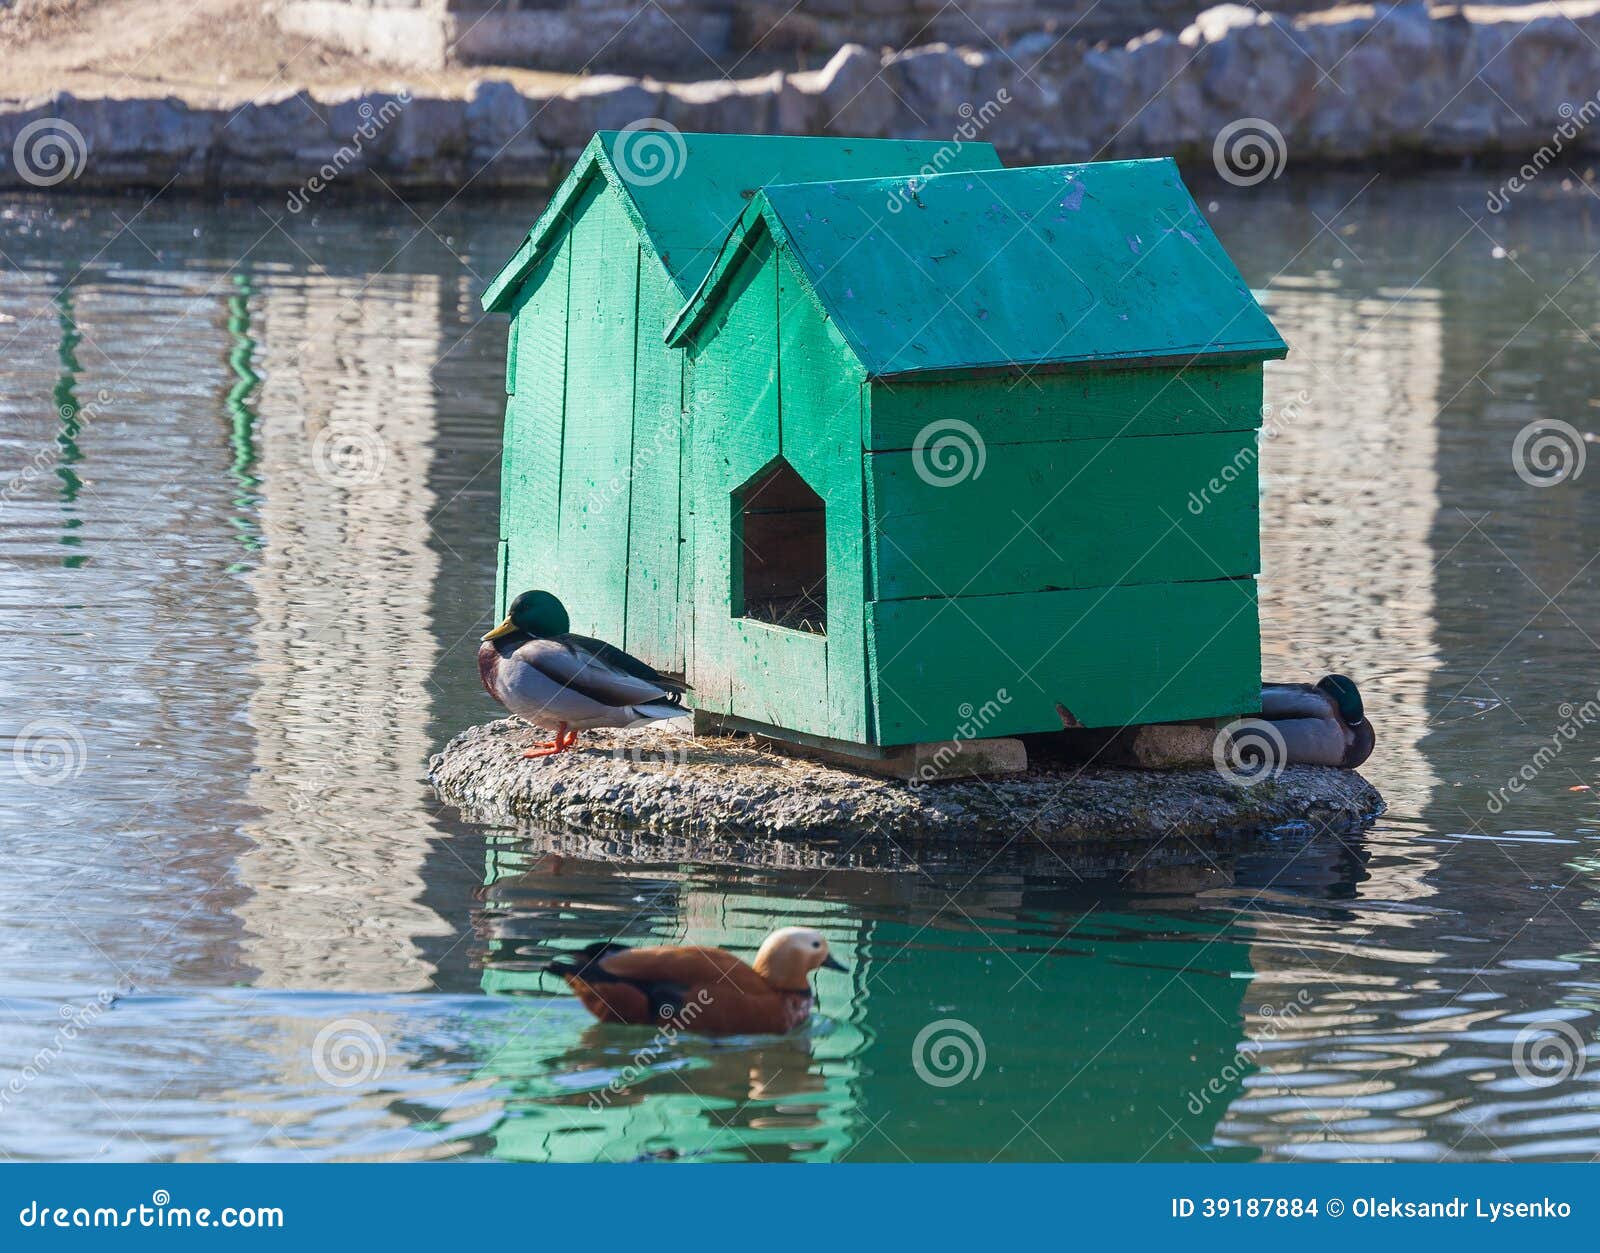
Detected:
[277,0,1348,73]
[1256,264,1443,814]
[234,273,459,990]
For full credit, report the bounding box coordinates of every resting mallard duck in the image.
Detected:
[1259,673,1375,768]
[478,589,688,758]
[547,927,847,1036]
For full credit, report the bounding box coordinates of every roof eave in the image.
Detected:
[480,136,613,314]
[865,340,1288,383]
[663,197,772,347]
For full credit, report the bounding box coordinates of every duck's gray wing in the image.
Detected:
[1260,683,1335,720]
[561,632,689,694]
[1271,717,1351,767]
[514,638,680,708]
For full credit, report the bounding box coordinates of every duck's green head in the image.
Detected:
[1317,673,1365,725]
[482,589,570,641]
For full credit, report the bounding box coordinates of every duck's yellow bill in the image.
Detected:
[482,616,518,642]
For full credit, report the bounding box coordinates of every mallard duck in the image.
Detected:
[547,927,847,1036]
[478,589,688,758]
[1258,673,1375,768]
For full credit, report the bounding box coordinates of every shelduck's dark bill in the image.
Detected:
[822,954,847,971]
[482,616,518,642]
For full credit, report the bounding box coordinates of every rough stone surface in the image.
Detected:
[428,717,1384,845]
[6,4,1600,191]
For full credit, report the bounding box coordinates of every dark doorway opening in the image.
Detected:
[732,458,826,635]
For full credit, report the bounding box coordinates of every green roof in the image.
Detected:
[666,158,1287,377]
[481,131,1003,313]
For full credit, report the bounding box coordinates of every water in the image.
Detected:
[2,174,1599,1162]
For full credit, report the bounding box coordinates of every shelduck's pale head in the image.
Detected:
[753,926,847,993]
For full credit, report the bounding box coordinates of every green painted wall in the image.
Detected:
[682,235,870,742]
[498,179,685,672]
[860,366,1264,742]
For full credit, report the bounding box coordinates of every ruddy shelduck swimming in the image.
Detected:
[546,927,847,1037]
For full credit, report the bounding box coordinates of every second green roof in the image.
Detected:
[667,158,1287,377]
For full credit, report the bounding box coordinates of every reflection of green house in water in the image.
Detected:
[469,839,1260,1162]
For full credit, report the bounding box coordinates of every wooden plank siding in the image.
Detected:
[777,247,871,742]
[865,428,1261,601]
[682,235,871,741]
[860,364,1265,739]
[868,578,1261,744]
[556,180,639,645]
[865,364,1263,449]
[623,257,687,671]
[500,231,571,620]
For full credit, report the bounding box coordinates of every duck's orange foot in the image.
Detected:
[521,723,577,759]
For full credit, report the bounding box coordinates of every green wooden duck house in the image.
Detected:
[479,130,1001,675]
[485,140,1286,754]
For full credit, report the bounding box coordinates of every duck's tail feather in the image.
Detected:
[628,700,689,722]
[546,941,688,1021]
[545,940,630,979]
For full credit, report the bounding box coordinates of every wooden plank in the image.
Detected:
[623,256,686,672]
[728,620,830,734]
[866,429,1260,600]
[504,312,518,396]
[868,579,1260,744]
[866,364,1263,450]
[685,235,780,718]
[494,539,509,621]
[503,234,570,604]
[777,245,870,742]
[556,181,639,643]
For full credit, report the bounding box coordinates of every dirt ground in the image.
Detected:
[0,0,577,102]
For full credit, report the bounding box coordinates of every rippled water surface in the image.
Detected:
[3,176,1600,1162]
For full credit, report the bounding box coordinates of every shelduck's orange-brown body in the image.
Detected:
[548,927,845,1037]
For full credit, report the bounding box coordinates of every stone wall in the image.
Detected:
[6,3,1600,192]
[277,0,1338,74]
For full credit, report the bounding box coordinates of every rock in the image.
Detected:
[8,3,1600,191]
[662,73,778,134]
[534,76,661,153]
[814,43,900,137]
[1181,4,1262,47]
[427,717,1384,850]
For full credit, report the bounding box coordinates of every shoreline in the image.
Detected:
[4,4,1600,194]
